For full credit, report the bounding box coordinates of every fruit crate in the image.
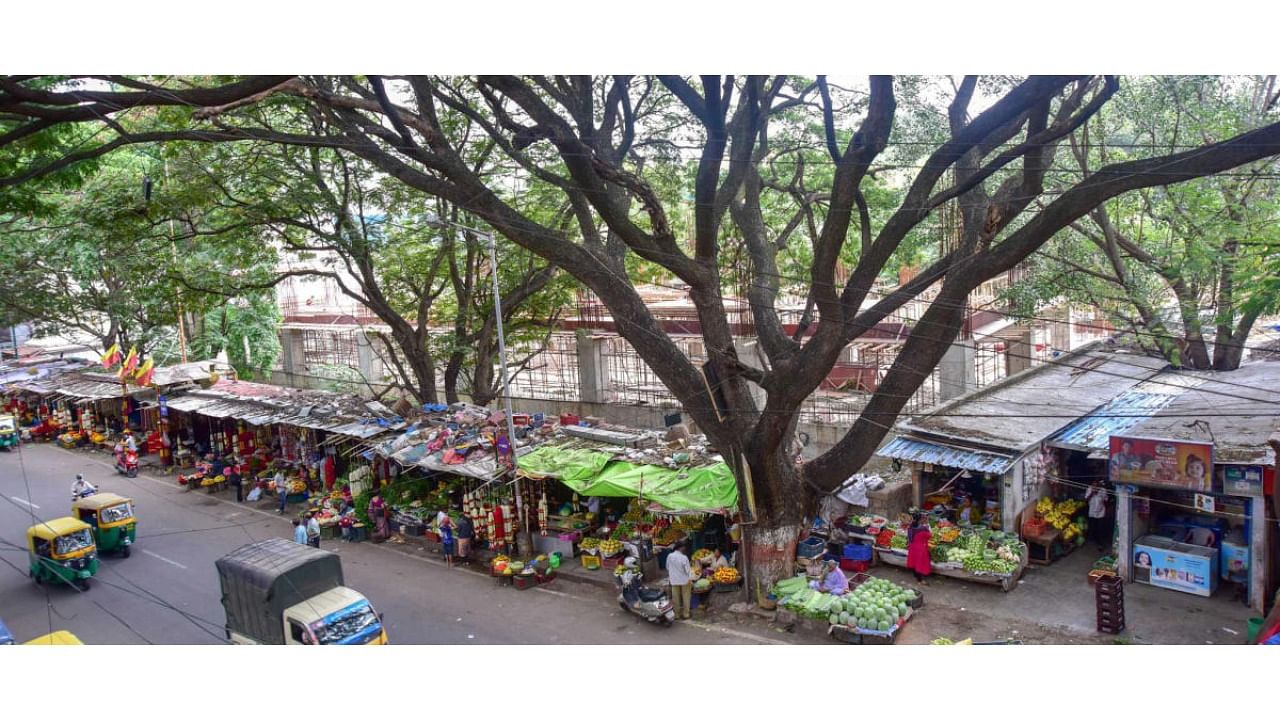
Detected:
[1088,569,1117,586]
[513,574,536,590]
[534,572,556,585]
[580,554,602,570]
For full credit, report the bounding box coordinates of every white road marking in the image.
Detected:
[141,548,188,570]
[9,496,39,509]
[682,619,793,645]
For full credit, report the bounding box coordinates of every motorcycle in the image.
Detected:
[71,485,98,502]
[616,573,676,626]
[114,449,138,478]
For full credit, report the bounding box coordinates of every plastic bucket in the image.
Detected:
[1247,617,1265,644]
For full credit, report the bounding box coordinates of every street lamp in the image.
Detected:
[424,214,529,556]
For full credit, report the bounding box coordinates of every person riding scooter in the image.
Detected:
[71,474,97,500]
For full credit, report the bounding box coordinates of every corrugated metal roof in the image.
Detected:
[876,435,1017,474]
[1049,390,1184,451]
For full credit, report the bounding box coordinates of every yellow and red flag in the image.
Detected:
[133,357,156,387]
[117,347,139,380]
[101,344,122,369]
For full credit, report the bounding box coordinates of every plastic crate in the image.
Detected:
[842,543,873,562]
[513,574,536,590]
[839,559,870,573]
[581,554,602,570]
[797,537,826,559]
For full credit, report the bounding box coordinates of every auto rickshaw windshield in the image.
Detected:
[101,503,134,524]
[54,529,93,555]
[309,603,379,644]
[0,417,15,432]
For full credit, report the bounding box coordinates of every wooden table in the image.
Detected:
[1026,529,1061,565]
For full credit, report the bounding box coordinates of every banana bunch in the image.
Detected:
[1036,497,1055,515]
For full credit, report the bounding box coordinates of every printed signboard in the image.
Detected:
[1220,465,1264,497]
[1108,435,1213,491]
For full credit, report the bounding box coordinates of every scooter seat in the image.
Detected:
[638,588,665,602]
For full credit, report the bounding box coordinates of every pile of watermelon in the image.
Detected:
[827,578,916,632]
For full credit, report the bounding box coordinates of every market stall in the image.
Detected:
[769,572,922,644]
[849,514,1028,592]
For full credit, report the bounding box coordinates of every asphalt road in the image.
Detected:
[0,443,779,645]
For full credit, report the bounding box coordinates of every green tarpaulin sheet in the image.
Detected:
[520,446,738,512]
[517,447,613,484]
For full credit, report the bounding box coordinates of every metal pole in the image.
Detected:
[486,231,528,556]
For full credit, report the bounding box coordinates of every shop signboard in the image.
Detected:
[1133,541,1215,596]
[1219,465,1263,497]
[158,395,168,418]
[1108,435,1213,491]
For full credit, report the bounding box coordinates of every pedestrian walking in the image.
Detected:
[455,511,474,565]
[306,512,321,549]
[292,519,307,545]
[229,462,243,503]
[906,513,932,584]
[369,492,389,543]
[275,470,288,514]
[440,516,455,568]
[666,541,692,620]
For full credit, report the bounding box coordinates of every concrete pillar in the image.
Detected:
[355,331,377,385]
[1116,487,1133,581]
[939,340,976,402]
[1005,327,1033,376]
[732,337,768,410]
[1250,495,1268,614]
[279,328,307,389]
[576,329,609,404]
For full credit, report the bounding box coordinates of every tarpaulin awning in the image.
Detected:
[517,446,613,484]
[520,446,738,512]
[875,435,1016,475]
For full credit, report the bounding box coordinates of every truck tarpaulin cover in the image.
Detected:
[519,446,738,512]
[216,538,344,645]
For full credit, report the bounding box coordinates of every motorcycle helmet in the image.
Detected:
[623,557,638,569]
[76,474,84,481]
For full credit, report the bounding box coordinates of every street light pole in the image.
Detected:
[426,213,529,556]
[484,229,530,557]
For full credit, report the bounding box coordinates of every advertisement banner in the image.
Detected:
[1108,435,1213,491]
[1220,465,1263,497]
[1134,543,1213,596]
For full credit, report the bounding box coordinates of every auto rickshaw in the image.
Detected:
[24,630,85,645]
[27,517,99,590]
[71,492,137,557]
[0,413,18,451]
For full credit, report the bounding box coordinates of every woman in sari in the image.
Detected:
[905,513,932,585]
[369,491,390,543]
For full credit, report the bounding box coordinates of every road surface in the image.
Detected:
[0,442,780,644]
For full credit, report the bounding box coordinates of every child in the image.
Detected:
[440,516,455,568]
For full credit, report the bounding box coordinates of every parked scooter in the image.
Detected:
[615,557,675,626]
[114,448,138,478]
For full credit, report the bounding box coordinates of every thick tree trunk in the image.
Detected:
[738,445,807,594]
[443,350,465,405]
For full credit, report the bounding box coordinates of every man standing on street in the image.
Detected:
[666,541,692,621]
[1085,480,1111,551]
[228,460,243,503]
[306,511,321,549]
[275,470,288,514]
[292,519,307,545]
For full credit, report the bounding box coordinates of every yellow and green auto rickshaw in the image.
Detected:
[27,517,99,591]
[72,492,136,557]
[0,413,18,451]
[24,630,85,645]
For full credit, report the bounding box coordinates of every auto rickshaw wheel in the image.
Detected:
[76,579,90,592]
[121,546,131,558]
[32,568,42,584]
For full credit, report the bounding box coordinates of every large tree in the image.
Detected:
[4,75,1280,586]
[1011,76,1280,370]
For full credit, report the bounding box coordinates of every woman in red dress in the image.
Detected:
[905,513,932,585]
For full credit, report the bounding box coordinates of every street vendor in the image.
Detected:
[809,559,848,595]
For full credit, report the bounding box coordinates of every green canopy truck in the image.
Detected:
[215,538,388,645]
